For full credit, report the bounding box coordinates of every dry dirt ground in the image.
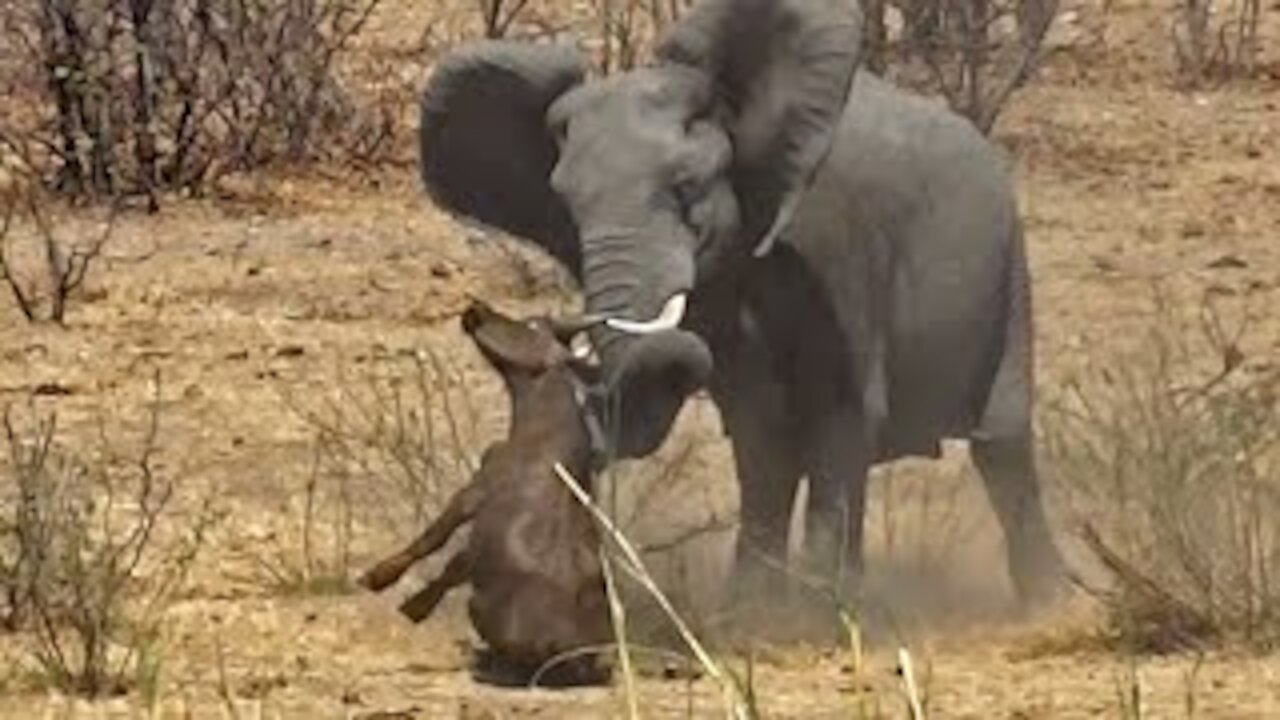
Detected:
[1,0,1279,717]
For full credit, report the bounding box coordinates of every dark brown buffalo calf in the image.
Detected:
[359,300,611,687]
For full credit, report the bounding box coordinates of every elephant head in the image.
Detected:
[419,0,863,458]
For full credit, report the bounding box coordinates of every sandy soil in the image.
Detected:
[0,0,1278,716]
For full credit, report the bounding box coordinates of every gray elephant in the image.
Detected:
[416,0,1067,615]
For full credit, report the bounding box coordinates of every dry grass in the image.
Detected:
[1043,286,1280,652]
[0,378,220,698]
[0,0,1275,715]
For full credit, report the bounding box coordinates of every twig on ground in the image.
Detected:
[898,648,925,720]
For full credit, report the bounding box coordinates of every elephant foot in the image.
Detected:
[1009,540,1073,616]
[1014,566,1073,616]
[717,571,859,648]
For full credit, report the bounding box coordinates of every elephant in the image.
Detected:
[414,0,1068,617]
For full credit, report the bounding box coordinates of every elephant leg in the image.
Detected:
[707,330,804,618]
[399,549,471,623]
[970,435,1068,610]
[802,407,872,608]
[714,384,803,613]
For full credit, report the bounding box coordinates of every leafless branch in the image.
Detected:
[1,377,220,696]
[868,0,1059,132]
[0,195,37,322]
[0,0,395,203]
[0,187,116,324]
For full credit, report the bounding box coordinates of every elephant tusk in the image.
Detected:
[605,293,688,335]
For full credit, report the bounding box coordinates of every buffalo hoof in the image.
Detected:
[358,559,407,593]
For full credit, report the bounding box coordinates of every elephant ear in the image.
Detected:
[655,0,863,257]
[419,41,587,277]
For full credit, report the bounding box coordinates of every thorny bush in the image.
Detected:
[862,0,1061,133]
[0,187,115,324]
[1042,288,1280,652]
[243,346,481,595]
[0,0,393,206]
[1171,0,1265,86]
[0,380,219,697]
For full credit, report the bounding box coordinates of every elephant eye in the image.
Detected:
[674,175,707,209]
[673,179,704,229]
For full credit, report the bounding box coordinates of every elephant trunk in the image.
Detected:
[577,225,713,458]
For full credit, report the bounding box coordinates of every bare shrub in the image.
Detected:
[298,348,481,529]
[242,347,480,594]
[1172,0,1264,86]
[865,0,1060,132]
[0,187,114,324]
[1042,289,1280,652]
[589,0,693,74]
[0,383,220,697]
[225,443,361,596]
[477,0,536,39]
[0,0,390,205]
[612,430,734,557]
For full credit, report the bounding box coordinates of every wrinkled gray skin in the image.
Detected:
[416,0,1068,614]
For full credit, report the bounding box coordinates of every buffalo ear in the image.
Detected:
[420,41,587,278]
[655,0,863,257]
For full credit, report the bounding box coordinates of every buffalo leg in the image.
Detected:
[400,549,471,623]
[359,483,482,592]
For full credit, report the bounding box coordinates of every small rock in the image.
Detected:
[341,688,363,705]
[32,382,73,396]
[356,708,422,720]
[1090,255,1119,273]
[1206,254,1248,270]
[1180,220,1207,238]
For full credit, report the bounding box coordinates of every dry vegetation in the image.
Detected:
[0,0,1277,716]
[1043,287,1280,653]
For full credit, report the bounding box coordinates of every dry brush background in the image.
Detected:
[0,0,1278,717]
